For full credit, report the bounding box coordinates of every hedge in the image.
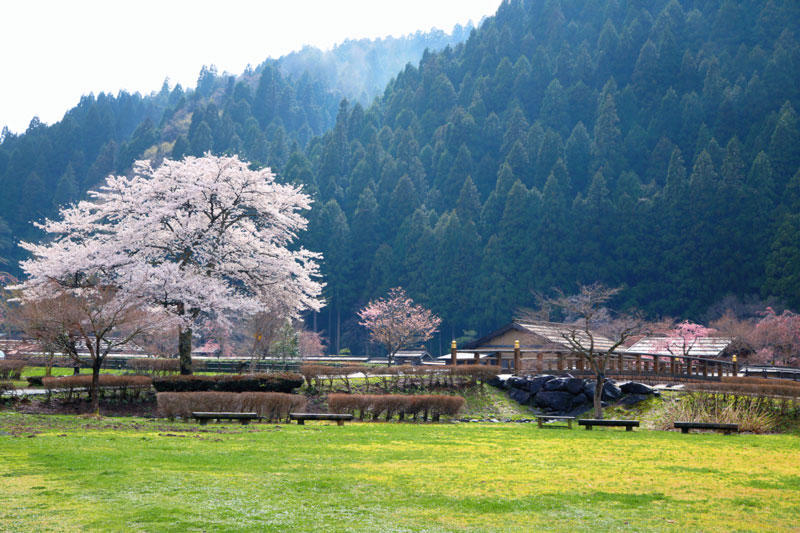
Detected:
[42,375,153,400]
[127,358,180,375]
[152,372,303,393]
[301,364,499,392]
[157,392,307,421]
[327,393,465,422]
[0,360,26,380]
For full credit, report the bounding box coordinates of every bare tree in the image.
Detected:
[526,283,644,419]
[247,310,287,371]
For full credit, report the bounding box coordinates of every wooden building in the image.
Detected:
[463,321,615,370]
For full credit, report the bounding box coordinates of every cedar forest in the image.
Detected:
[1,0,799,355]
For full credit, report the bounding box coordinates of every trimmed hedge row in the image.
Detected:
[157,392,307,421]
[0,360,26,380]
[327,393,465,422]
[128,358,180,375]
[42,375,153,400]
[152,372,303,393]
[301,364,499,392]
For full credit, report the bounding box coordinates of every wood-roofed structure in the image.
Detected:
[625,336,734,358]
[462,321,615,370]
[455,321,738,380]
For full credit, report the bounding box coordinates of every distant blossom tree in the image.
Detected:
[653,320,717,357]
[298,329,326,357]
[753,307,800,366]
[16,154,323,374]
[358,287,441,366]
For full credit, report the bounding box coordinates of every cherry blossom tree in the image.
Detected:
[753,307,800,366]
[654,320,717,357]
[298,329,326,357]
[15,154,323,374]
[358,287,441,366]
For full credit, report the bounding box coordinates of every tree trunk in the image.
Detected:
[91,358,102,416]
[179,327,193,375]
[593,373,604,419]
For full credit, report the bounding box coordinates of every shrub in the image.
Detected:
[0,360,26,380]
[152,372,303,393]
[303,364,499,393]
[42,375,152,401]
[327,393,465,422]
[654,392,778,433]
[0,381,15,394]
[693,377,800,398]
[156,392,306,421]
[128,358,180,376]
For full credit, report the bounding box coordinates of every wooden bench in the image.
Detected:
[536,415,575,429]
[191,412,258,425]
[578,419,639,431]
[674,421,739,435]
[289,413,353,426]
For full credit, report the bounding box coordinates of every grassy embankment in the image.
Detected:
[1,412,798,532]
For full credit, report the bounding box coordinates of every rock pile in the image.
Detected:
[492,374,660,415]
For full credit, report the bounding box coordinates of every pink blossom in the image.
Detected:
[358,287,441,365]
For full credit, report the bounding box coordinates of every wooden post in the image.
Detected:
[686,358,692,376]
[557,353,564,372]
[450,340,457,367]
[653,355,659,374]
[577,354,584,371]
[670,356,676,376]
[636,354,642,373]
[473,352,480,365]
[537,353,543,373]
[702,361,708,377]
[513,340,521,374]
[618,353,624,373]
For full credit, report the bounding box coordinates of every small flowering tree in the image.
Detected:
[16,154,323,374]
[654,320,717,357]
[298,329,326,357]
[358,287,441,366]
[753,307,800,366]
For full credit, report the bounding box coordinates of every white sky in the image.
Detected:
[0,0,500,134]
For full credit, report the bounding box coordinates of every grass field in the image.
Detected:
[1,413,798,532]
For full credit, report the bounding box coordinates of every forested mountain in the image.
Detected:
[296,0,800,351]
[2,0,800,356]
[276,24,474,106]
[0,24,471,274]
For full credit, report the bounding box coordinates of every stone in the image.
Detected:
[620,381,658,396]
[534,391,574,413]
[601,382,623,401]
[565,378,586,395]
[619,394,650,406]
[507,376,527,390]
[526,375,556,394]
[543,377,569,391]
[508,388,531,404]
[570,392,591,408]
[488,376,507,389]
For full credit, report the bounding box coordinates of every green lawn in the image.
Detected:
[1,413,798,532]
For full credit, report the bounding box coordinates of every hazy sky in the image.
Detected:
[1,0,500,134]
